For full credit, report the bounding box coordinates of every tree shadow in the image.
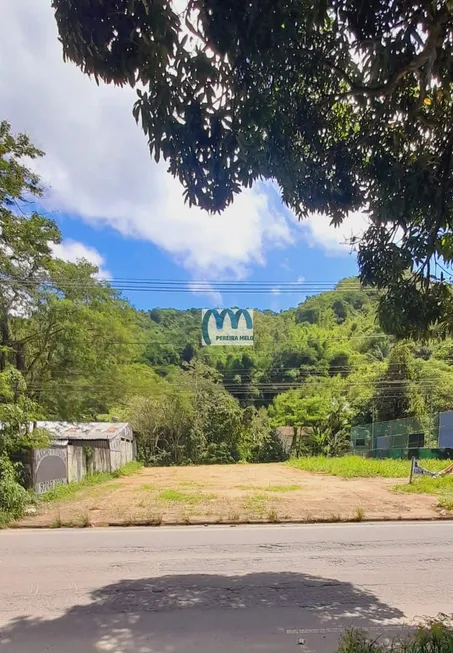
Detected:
[0,570,406,653]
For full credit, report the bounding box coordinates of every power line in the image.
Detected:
[0,276,381,294]
[0,277,367,286]
[24,378,446,391]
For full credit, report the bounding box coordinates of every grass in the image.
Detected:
[267,509,280,523]
[178,481,207,489]
[235,484,301,492]
[49,510,90,528]
[396,475,453,494]
[338,616,453,653]
[395,475,453,512]
[242,493,268,513]
[265,484,301,492]
[147,513,163,526]
[111,461,143,477]
[438,496,453,511]
[353,507,365,522]
[289,455,447,478]
[41,462,143,502]
[328,513,342,522]
[50,512,63,528]
[157,489,216,504]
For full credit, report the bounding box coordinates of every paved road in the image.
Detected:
[1,522,453,653]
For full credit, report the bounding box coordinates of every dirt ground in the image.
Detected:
[16,463,443,527]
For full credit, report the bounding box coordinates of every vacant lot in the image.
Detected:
[16,462,446,527]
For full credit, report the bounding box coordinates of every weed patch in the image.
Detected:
[353,507,365,522]
[158,489,216,504]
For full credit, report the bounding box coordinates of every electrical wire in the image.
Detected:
[0,276,382,294]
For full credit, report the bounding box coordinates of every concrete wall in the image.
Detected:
[67,445,86,483]
[109,426,136,471]
[92,445,111,473]
[68,441,112,476]
[32,446,68,494]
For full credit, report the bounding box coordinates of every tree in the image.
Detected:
[270,389,330,454]
[0,367,49,460]
[309,398,352,457]
[372,343,416,422]
[0,121,60,371]
[53,1,453,335]
[270,386,352,457]
[10,258,144,420]
[0,367,49,520]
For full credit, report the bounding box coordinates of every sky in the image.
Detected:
[0,0,366,313]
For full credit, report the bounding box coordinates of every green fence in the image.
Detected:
[350,415,439,459]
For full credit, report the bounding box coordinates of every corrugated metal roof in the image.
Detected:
[36,421,132,442]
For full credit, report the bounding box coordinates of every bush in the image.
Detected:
[252,429,288,463]
[337,616,453,653]
[0,456,30,523]
[200,442,236,464]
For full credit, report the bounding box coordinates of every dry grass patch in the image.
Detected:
[15,462,448,527]
[178,481,208,489]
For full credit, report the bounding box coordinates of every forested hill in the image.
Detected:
[140,276,453,425]
[144,277,380,405]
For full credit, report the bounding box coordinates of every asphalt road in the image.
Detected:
[1,522,453,653]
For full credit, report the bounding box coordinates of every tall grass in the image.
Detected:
[41,461,143,502]
[397,475,453,494]
[288,455,447,478]
[338,616,453,653]
[396,475,453,510]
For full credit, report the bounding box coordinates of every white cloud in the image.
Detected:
[0,0,293,280]
[299,211,369,256]
[51,239,110,279]
[271,287,281,295]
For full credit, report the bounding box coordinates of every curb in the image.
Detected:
[9,513,453,529]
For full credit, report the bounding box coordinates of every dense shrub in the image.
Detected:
[0,456,30,523]
[337,617,453,653]
[252,429,288,463]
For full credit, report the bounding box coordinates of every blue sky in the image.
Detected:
[55,209,359,311]
[0,0,364,313]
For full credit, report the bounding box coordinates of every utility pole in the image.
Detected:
[371,407,376,455]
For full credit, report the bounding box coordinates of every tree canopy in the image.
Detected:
[52,0,453,335]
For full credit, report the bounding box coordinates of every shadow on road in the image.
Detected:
[0,570,405,653]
